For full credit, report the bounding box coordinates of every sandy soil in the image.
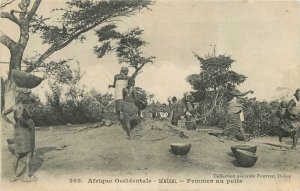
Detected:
[1,119,300,186]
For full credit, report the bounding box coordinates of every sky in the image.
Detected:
[1,0,300,103]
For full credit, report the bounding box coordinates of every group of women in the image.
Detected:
[2,66,300,183]
[168,92,197,130]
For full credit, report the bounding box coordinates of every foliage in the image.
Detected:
[1,0,152,79]
[195,91,227,127]
[194,95,281,136]
[94,26,155,79]
[31,88,114,126]
[186,50,247,124]
[147,102,170,113]
[241,98,280,136]
[187,50,281,136]
[147,93,155,102]
[25,0,153,73]
[187,53,246,91]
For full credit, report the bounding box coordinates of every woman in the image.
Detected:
[170,96,182,126]
[121,78,139,140]
[109,66,129,123]
[182,92,197,130]
[2,89,36,182]
[222,84,254,141]
[286,89,300,148]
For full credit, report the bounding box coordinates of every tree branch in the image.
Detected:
[55,15,114,51]
[25,45,55,72]
[26,6,149,72]
[26,16,112,72]
[131,63,145,79]
[0,0,15,9]
[0,30,17,50]
[0,11,21,25]
[26,0,41,22]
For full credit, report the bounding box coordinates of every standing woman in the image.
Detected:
[2,89,36,182]
[121,78,139,140]
[109,66,129,123]
[222,84,254,141]
[286,89,300,148]
[170,96,182,126]
[182,92,197,130]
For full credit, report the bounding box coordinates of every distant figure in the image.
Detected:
[182,92,197,130]
[109,66,129,123]
[167,96,172,107]
[286,89,300,148]
[170,96,182,126]
[121,78,140,140]
[2,89,36,182]
[276,102,294,144]
[222,84,254,141]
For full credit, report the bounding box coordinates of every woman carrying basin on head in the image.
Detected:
[2,88,37,182]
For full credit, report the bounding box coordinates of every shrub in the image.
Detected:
[195,96,281,136]
[242,99,280,136]
[81,94,104,123]
[31,89,114,127]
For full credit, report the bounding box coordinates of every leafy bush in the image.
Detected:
[31,89,114,127]
[81,94,104,123]
[186,50,282,136]
[242,99,280,136]
[195,96,281,136]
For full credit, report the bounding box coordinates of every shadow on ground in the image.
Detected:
[30,147,57,175]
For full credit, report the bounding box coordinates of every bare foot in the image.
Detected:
[22,175,37,182]
[10,177,18,182]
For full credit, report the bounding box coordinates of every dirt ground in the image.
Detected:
[1,119,300,189]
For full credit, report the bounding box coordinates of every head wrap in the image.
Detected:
[120,66,129,73]
[127,77,135,86]
[15,88,34,103]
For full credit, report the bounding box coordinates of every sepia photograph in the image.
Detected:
[1,0,300,190]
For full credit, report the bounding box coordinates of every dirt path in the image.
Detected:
[2,119,300,180]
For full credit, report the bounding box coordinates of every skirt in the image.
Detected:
[223,113,244,137]
[171,110,181,126]
[14,124,35,154]
[115,100,123,113]
[121,101,139,123]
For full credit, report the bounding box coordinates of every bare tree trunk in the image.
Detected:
[1,81,16,137]
[1,77,4,112]
[2,44,24,139]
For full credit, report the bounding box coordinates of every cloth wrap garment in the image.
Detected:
[114,78,127,113]
[13,106,35,155]
[171,101,183,126]
[289,97,300,133]
[223,98,246,139]
[121,87,139,126]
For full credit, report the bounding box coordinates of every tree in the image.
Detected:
[187,52,246,92]
[147,93,154,102]
[186,50,247,124]
[94,26,155,79]
[44,60,83,116]
[0,0,153,109]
